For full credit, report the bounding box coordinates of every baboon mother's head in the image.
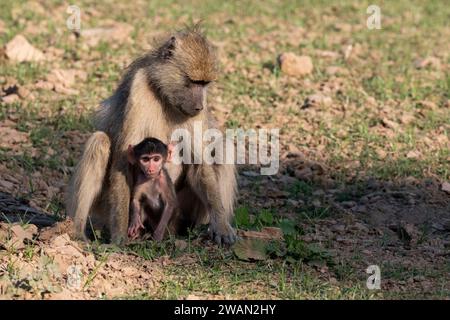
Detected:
[150,26,219,117]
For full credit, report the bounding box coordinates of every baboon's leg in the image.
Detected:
[108,158,131,244]
[66,131,111,240]
[186,163,237,245]
[176,185,207,234]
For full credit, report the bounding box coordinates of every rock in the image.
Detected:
[36,68,88,95]
[331,224,346,233]
[406,150,421,159]
[333,23,352,32]
[0,179,14,191]
[375,148,388,160]
[312,189,325,196]
[400,113,415,125]
[278,53,313,76]
[414,56,441,69]
[389,222,419,245]
[353,205,368,213]
[312,199,321,208]
[287,199,304,207]
[445,100,450,108]
[175,239,187,251]
[260,227,284,240]
[39,219,74,242]
[10,223,37,240]
[5,35,45,62]
[0,19,5,34]
[417,100,437,110]
[343,43,363,60]
[315,50,340,59]
[233,238,268,261]
[431,222,445,231]
[341,201,357,209]
[352,222,369,233]
[278,174,298,185]
[1,223,37,250]
[443,220,450,231]
[81,23,133,47]
[294,167,313,180]
[268,189,290,198]
[121,266,138,277]
[441,182,450,194]
[18,86,34,100]
[34,80,54,90]
[325,66,348,76]
[381,118,399,129]
[238,227,283,241]
[241,171,259,177]
[310,162,325,175]
[1,94,20,104]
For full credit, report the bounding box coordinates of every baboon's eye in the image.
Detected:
[191,80,211,86]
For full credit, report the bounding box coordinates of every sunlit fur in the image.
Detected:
[67,26,237,244]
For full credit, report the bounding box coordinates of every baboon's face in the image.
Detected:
[153,31,218,117]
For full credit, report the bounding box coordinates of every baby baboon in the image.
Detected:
[66,26,237,245]
[127,137,178,241]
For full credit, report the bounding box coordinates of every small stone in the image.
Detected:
[175,239,188,251]
[325,66,348,76]
[406,150,421,159]
[331,224,346,233]
[1,94,20,104]
[312,189,325,196]
[442,220,450,231]
[0,179,14,190]
[441,182,450,194]
[445,100,450,108]
[414,56,441,69]
[278,53,313,77]
[341,201,357,209]
[352,222,369,233]
[241,171,259,177]
[5,35,45,62]
[294,167,313,180]
[302,93,332,109]
[312,199,321,208]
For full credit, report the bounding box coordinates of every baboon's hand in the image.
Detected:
[153,229,164,242]
[208,220,237,246]
[128,217,144,240]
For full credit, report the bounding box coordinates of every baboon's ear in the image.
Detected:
[127,145,135,165]
[160,36,176,60]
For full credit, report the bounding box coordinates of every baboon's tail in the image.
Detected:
[66,131,111,240]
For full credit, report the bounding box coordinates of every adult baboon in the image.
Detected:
[66,26,237,245]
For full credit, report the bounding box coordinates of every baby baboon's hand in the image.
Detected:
[128,217,144,240]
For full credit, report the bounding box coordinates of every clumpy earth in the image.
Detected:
[1,1,449,299]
